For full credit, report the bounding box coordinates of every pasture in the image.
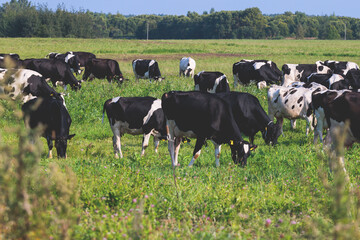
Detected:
[1,38,360,239]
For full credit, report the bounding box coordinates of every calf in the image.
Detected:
[282,63,332,86]
[307,73,351,90]
[132,59,163,81]
[162,91,256,167]
[0,68,60,102]
[233,59,282,87]
[47,52,82,75]
[102,96,167,158]
[83,58,124,83]
[194,71,230,93]
[217,92,282,145]
[268,82,327,135]
[317,60,359,75]
[22,96,75,158]
[179,57,196,78]
[21,58,81,90]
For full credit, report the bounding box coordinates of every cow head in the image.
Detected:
[262,121,282,145]
[230,140,257,166]
[184,68,192,77]
[55,134,75,158]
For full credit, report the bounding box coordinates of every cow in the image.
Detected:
[47,51,96,67]
[0,53,20,61]
[233,60,282,88]
[0,68,60,103]
[102,96,167,158]
[307,73,351,90]
[311,89,352,144]
[132,59,163,81]
[194,71,230,93]
[179,57,196,78]
[217,91,282,145]
[83,58,124,83]
[21,58,81,90]
[161,91,257,167]
[47,52,82,75]
[317,60,359,76]
[345,69,360,90]
[268,82,327,136]
[22,96,75,158]
[282,63,332,87]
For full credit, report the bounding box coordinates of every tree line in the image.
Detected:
[1,0,359,40]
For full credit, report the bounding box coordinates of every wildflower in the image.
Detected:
[265,219,271,227]
[133,199,137,203]
[145,195,149,199]
[102,214,107,218]
[104,166,107,169]
[202,215,206,218]
[278,218,283,223]
[102,197,106,200]
[151,204,155,208]
[290,220,297,225]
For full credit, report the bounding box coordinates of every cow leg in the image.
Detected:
[153,137,160,153]
[46,136,53,159]
[141,133,152,156]
[111,125,122,158]
[179,69,182,77]
[290,119,296,129]
[211,141,222,167]
[314,119,323,144]
[188,137,205,167]
[276,117,284,135]
[249,135,255,145]
[305,116,313,136]
[233,74,239,88]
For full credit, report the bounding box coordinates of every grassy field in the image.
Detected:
[1,38,360,239]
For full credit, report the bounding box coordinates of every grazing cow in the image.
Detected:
[83,58,124,83]
[194,71,230,93]
[162,91,256,167]
[21,58,81,90]
[307,73,351,90]
[102,96,167,158]
[132,59,163,81]
[233,59,282,88]
[179,57,196,78]
[0,68,60,102]
[312,90,360,147]
[22,96,75,158]
[268,82,327,135]
[282,63,332,86]
[47,52,81,75]
[217,91,282,145]
[317,60,359,75]
[0,53,20,61]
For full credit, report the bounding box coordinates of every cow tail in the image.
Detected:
[102,102,106,124]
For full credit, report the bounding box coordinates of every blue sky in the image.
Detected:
[1,0,359,18]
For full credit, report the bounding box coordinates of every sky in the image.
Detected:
[0,0,359,18]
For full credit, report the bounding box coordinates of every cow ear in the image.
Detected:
[250,144,257,151]
[67,134,75,140]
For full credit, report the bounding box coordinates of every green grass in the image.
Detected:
[1,38,360,239]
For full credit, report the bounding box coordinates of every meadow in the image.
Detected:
[1,38,360,239]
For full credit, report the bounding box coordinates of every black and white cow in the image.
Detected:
[161,91,256,167]
[345,69,360,90]
[307,73,351,90]
[317,60,359,76]
[179,57,196,78]
[268,82,327,135]
[194,71,230,93]
[0,68,60,102]
[47,52,82,75]
[22,96,75,158]
[102,96,167,158]
[282,63,332,87]
[132,59,163,81]
[21,58,81,90]
[0,53,20,61]
[83,58,124,83]
[217,91,282,145]
[233,59,282,88]
[48,51,96,67]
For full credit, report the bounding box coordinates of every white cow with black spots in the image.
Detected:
[179,57,196,78]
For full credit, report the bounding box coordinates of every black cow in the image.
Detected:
[0,68,60,103]
[345,69,360,90]
[307,73,351,90]
[132,59,163,81]
[161,91,257,167]
[282,63,332,86]
[22,96,75,158]
[83,58,124,83]
[194,71,230,93]
[317,60,359,75]
[102,96,167,158]
[71,51,96,67]
[47,52,81,75]
[233,59,282,88]
[21,58,81,90]
[217,92,282,145]
[0,53,20,61]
